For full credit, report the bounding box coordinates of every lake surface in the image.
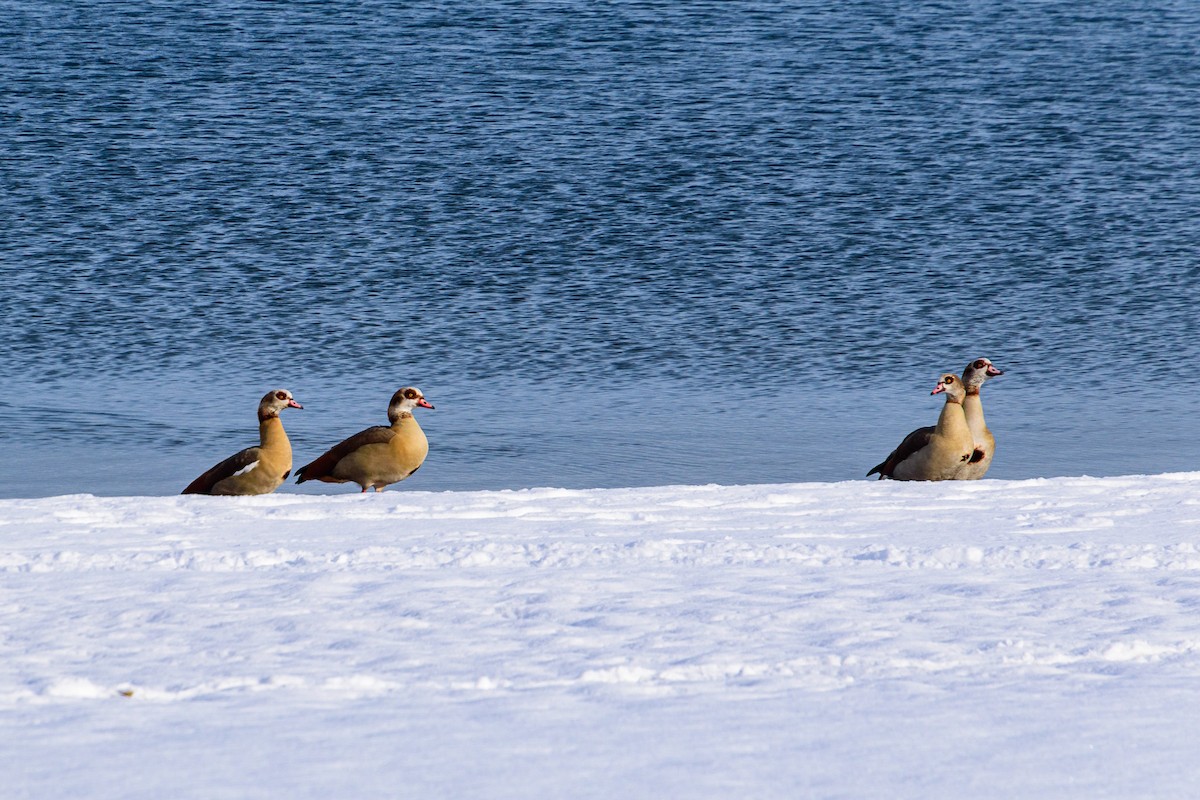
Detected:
[3,1,1200,497]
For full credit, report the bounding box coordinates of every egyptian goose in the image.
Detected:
[867,373,975,481]
[295,387,433,492]
[957,357,1004,479]
[182,389,302,495]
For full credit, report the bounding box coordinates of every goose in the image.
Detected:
[867,373,975,481]
[182,389,302,495]
[295,387,433,492]
[958,357,1004,479]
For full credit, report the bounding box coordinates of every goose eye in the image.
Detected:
[973,360,986,369]
[945,376,955,383]
[404,389,417,399]
[275,391,287,400]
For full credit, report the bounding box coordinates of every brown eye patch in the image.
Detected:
[275,391,287,400]
[403,389,418,400]
[973,359,986,369]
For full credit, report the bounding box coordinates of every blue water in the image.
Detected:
[3,1,1200,497]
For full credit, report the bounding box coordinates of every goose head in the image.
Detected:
[962,357,1004,392]
[931,373,967,403]
[258,389,303,421]
[388,386,434,423]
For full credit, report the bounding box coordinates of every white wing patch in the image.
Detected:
[232,460,259,477]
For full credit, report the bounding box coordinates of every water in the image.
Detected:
[3,1,1200,498]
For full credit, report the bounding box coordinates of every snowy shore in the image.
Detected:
[6,474,1200,798]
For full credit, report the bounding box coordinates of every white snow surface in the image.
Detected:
[6,474,1200,798]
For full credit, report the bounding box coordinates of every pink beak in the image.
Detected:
[417,398,434,409]
[986,365,1004,377]
[931,383,946,395]
[288,399,303,409]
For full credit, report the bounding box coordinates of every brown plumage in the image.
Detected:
[868,373,975,481]
[182,389,303,496]
[295,387,433,492]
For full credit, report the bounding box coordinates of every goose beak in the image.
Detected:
[417,398,434,409]
[986,365,1004,377]
[288,399,304,409]
[931,383,946,395]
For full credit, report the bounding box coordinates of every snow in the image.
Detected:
[5,474,1200,798]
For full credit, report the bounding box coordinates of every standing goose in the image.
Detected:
[182,389,303,495]
[867,374,975,481]
[958,357,1004,480]
[295,387,433,492]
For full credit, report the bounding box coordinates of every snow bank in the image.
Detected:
[4,474,1200,798]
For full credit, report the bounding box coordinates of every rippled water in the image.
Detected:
[3,1,1200,497]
